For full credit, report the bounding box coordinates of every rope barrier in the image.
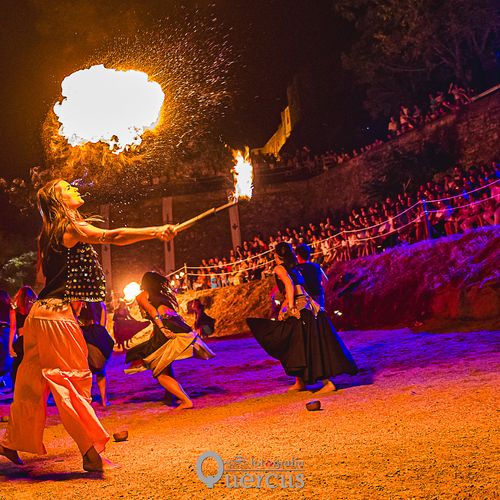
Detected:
[185,260,271,278]
[341,200,422,234]
[426,193,499,213]
[176,177,499,276]
[424,178,499,203]
[185,248,272,270]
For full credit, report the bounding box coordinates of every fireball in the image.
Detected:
[123,281,141,302]
[54,65,164,153]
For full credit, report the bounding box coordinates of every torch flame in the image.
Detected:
[54,65,165,154]
[231,147,253,201]
[123,281,141,302]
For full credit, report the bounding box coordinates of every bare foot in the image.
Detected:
[0,444,23,465]
[288,382,306,392]
[316,381,336,394]
[174,400,194,411]
[83,447,119,472]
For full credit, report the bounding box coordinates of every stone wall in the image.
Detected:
[105,90,500,293]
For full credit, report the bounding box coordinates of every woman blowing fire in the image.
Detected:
[0,179,176,472]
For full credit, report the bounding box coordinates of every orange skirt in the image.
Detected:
[1,299,109,455]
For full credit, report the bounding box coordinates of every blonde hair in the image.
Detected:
[36,179,101,263]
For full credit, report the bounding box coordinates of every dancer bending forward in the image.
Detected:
[247,242,357,392]
[0,179,176,471]
[125,272,214,410]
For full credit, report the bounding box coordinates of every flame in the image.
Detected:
[54,65,165,154]
[123,281,141,302]
[231,147,253,200]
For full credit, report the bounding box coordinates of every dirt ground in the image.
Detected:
[0,327,498,499]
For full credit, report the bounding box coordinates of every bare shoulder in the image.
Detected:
[62,222,80,248]
[274,265,289,280]
[63,220,104,247]
[136,290,149,304]
[273,264,286,275]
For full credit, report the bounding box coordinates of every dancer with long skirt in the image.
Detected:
[9,286,37,389]
[112,299,150,349]
[125,271,215,410]
[0,179,176,471]
[0,291,13,391]
[78,301,115,407]
[188,299,216,339]
[247,242,357,393]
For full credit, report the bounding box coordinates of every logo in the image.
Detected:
[196,451,305,489]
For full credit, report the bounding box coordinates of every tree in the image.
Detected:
[336,0,500,117]
[0,252,37,295]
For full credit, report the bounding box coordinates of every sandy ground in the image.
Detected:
[0,327,498,499]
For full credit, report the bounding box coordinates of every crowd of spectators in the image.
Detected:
[183,161,499,291]
[250,142,389,180]
[387,83,473,139]
[249,83,475,181]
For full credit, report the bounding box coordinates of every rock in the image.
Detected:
[306,400,321,411]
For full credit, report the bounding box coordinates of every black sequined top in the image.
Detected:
[38,242,106,303]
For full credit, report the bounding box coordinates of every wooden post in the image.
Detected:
[228,202,242,251]
[99,204,112,299]
[421,198,433,240]
[183,262,189,290]
[162,196,176,273]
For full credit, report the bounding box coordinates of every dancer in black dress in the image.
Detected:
[125,272,214,410]
[188,299,216,339]
[78,301,115,407]
[112,299,150,350]
[247,242,357,393]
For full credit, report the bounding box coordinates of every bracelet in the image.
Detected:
[99,230,107,243]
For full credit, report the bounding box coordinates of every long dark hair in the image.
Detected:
[12,286,37,315]
[0,290,12,323]
[274,242,297,271]
[141,271,178,310]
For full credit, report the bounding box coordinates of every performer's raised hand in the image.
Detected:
[158,224,177,241]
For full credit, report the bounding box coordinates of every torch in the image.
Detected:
[175,148,253,233]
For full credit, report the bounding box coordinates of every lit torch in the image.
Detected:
[123,281,141,302]
[175,147,253,233]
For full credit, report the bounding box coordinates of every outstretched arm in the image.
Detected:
[136,291,175,339]
[63,221,176,248]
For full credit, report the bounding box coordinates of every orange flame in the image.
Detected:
[231,147,253,200]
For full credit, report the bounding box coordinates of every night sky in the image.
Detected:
[0,0,355,180]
